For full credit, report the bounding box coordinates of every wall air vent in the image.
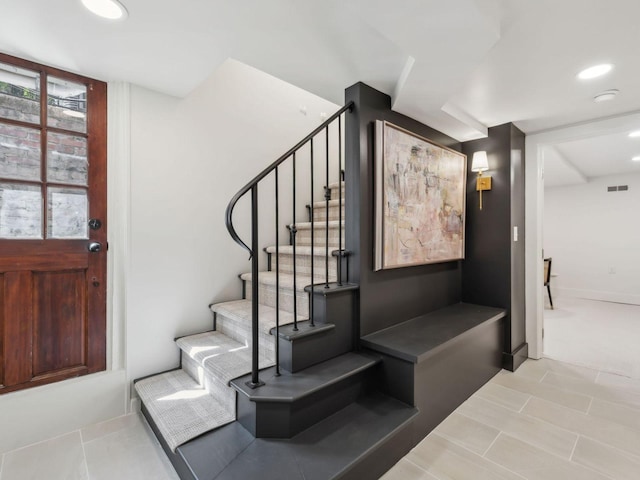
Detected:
[607,185,629,192]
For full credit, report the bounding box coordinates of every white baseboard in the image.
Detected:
[130,397,141,413]
[555,287,640,306]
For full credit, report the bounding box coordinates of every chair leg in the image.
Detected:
[547,284,554,309]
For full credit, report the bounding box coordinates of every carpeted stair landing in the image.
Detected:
[135,329,276,452]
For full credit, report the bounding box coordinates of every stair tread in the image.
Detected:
[176,331,273,384]
[177,392,417,480]
[327,180,346,190]
[240,271,322,291]
[360,302,507,364]
[135,369,235,452]
[291,220,343,230]
[211,299,304,332]
[231,352,379,402]
[264,245,340,256]
[309,198,344,208]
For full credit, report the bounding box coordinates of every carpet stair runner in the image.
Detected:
[135,186,346,453]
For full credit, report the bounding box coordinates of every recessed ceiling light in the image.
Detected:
[81,0,128,20]
[577,64,613,80]
[633,156,640,162]
[593,89,619,103]
[628,130,640,138]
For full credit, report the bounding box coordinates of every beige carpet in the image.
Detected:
[543,296,640,379]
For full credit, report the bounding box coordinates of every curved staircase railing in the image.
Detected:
[225,101,354,388]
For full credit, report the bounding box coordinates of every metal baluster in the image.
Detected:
[246,184,264,388]
[325,125,330,288]
[292,153,298,331]
[274,167,280,376]
[338,114,343,286]
[310,138,315,327]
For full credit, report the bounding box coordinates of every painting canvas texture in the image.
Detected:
[375,121,466,270]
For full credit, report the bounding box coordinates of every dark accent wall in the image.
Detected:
[461,124,527,370]
[345,83,463,337]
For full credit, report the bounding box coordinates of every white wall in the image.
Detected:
[544,172,640,305]
[0,60,339,454]
[127,59,339,383]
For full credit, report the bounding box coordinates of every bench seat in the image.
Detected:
[360,302,506,442]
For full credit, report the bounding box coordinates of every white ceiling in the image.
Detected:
[3,0,640,181]
[544,131,640,187]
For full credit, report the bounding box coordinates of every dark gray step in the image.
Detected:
[271,320,335,341]
[230,352,380,438]
[232,352,377,403]
[271,320,338,373]
[360,302,507,364]
[154,391,417,480]
[265,282,358,373]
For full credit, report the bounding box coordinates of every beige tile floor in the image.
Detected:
[383,357,640,480]
[0,412,178,480]
[2,295,639,480]
[2,357,639,480]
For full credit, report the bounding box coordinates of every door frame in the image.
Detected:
[0,52,108,392]
[0,79,131,456]
[524,110,640,359]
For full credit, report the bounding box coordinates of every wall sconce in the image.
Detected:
[471,151,491,210]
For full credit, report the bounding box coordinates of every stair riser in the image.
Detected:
[215,312,278,360]
[182,354,236,414]
[236,369,372,438]
[281,286,356,373]
[245,280,309,317]
[294,228,344,248]
[312,203,345,222]
[272,252,338,280]
[328,184,345,201]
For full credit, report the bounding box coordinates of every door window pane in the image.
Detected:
[0,183,42,238]
[47,186,88,239]
[47,77,86,134]
[0,62,40,124]
[0,123,41,181]
[47,132,88,185]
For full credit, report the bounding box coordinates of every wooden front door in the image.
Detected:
[0,54,107,394]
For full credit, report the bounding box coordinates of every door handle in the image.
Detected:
[88,242,102,253]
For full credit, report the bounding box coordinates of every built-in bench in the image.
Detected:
[360,302,506,441]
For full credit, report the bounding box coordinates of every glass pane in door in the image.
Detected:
[0,183,42,238]
[0,123,41,181]
[47,132,88,185]
[0,62,40,124]
[47,77,87,134]
[47,186,88,239]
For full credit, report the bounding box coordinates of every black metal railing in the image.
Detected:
[0,83,87,111]
[225,102,353,388]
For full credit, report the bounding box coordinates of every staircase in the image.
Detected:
[134,104,418,480]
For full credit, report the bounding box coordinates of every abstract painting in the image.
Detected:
[375,121,466,270]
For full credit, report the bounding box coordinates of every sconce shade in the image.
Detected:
[471,151,489,172]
